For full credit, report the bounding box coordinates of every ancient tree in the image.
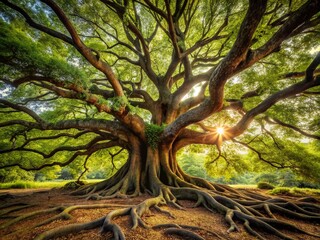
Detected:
[0,0,320,239]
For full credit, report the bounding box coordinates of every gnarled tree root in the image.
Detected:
[0,183,319,240]
[0,203,133,238]
[32,195,165,240]
[153,223,225,239]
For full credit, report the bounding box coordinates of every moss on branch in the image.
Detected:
[145,124,165,149]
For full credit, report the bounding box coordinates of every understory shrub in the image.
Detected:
[257,182,275,190]
[0,181,34,189]
[62,181,85,190]
[270,187,320,196]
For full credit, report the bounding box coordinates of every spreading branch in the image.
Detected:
[265,117,320,140]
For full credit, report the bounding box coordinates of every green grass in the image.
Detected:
[229,184,257,189]
[1,182,257,190]
[0,179,104,189]
[1,181,319,198]
[270,187,320,197]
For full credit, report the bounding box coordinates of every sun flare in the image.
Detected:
[217,127,224,135]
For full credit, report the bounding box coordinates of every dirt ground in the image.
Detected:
[0,188,319,240]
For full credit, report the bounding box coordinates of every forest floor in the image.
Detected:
[0,187,319,240]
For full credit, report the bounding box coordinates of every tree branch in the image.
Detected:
[0,99,46,126]
[39,0,124,96]
[229,71,320,138]
[0,140,122,171]
[1,136,104,158]
[19,131,93,148]
[306,52,320,81]
[281,69,320,79]
[245,0,320,70]
[232,139,289,168]
[101,1,158,85]
[163,0,268,141]
[5,75,116,114]
[264,117,320,140]
[164,0,181,58]
[0,0,73,44]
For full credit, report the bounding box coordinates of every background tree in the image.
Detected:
[0,0,320,239]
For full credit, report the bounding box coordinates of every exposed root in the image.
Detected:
[35,216,105,240]
[170,186,320,239]
[0,202,29,210]
[225,209,239,233]
[0,193,16,201]
[153,223,226,239]
[243,219,265,240]
[0,204,33,218]
[154,205,175,218]
[1,195,166,240]
[0,179,319,240]
[0,206,63,230]
[0,203,132,238]
[164,227,205,240]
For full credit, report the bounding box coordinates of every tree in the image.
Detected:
[0,0,320,239]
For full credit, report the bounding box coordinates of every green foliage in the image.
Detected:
[257,182,275,190]
[254,173,278,185]
[0,21,87,82]
[96,96,130,112]
[34,173,47,182]
[58,168,75,180]
[225,173,256,185]
[86,170,108,179]
[270,187,320,197]
[34,167,60,181]
[255,170,320,189]
[0,167,34,182]
[110,96,128,111]
[145,124,165,149]
[0,181,34,189]
[225,134,320,182]
[0,180,103,189]
[178,152,213,180]
[203,142,253,180]
[84,147,127,179]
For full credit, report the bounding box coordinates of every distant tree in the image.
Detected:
[0,0,320,239]
[86,170,106,179]
[58,168,75,180]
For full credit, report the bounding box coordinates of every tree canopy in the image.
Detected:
[0,0,320,239]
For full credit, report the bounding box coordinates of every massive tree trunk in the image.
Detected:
[73,139,179,198]
[21,136,317,240]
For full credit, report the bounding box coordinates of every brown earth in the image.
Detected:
[0,188,319,240]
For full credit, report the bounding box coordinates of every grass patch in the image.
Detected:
[0,181,34,189]
[0,179,104,189]
[229,184,257,189]
[270,187,320,197]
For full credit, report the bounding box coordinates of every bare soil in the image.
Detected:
[0,188,319,240]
